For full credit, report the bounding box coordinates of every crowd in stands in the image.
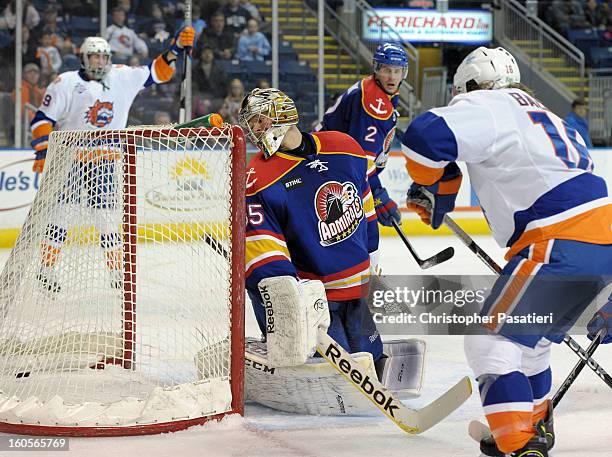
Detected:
[0,0,273,144]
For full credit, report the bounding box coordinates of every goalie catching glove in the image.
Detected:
[258,276,330,367]
[406,163,462,229]
[170,25,196,57]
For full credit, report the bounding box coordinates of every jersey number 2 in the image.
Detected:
[528,111,592,171]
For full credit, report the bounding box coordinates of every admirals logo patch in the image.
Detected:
[376,126,396,168]
[85,100,114,127]
[314,181,364,246]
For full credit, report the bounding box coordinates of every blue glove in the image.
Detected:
[170,25,196,56]
[406,163,462,229]
[372,186,401,227]
[587,299,612,344]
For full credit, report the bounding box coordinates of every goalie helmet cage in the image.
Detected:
[0,125,246,436]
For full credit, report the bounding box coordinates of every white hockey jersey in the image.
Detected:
[31,58,175,156]
[39,65,154,131]
[401,88,612,259]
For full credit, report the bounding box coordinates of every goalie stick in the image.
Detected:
[391,219,454,269]
[468,327,608,444]
[317,329,472,434]
[443,214,611,385]
[204,231,473,433]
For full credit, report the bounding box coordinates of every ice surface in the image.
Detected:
[0,236,610,456]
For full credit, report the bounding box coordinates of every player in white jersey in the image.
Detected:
[30,28,195,292]
[401,47,612,456]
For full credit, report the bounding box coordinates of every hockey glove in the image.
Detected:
[587,299,612,344]
[170,25,196,56]
[372,186,401,227]
[406,163,462,230]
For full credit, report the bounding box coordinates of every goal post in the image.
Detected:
[0,125,246,436]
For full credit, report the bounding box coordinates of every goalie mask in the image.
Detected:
[80,37,112,81]
[239,88,299,159]
[452,46,520,96]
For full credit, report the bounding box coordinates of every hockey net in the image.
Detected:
[0,125,246,436]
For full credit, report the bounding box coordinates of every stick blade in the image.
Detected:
[412,375,472,433]
[419,247,455,270]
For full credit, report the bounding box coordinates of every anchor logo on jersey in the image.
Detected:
[314,181,364,246]
[85,100,114,128]
[369,98,388,116]
[246,167,258,189]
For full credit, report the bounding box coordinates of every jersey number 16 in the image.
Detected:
[528,111,592,171]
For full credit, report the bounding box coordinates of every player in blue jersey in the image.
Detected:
[240,87,382,365]
[315,43,409,227]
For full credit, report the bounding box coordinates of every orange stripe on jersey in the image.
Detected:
[532,399,550,425]
[32,121,52,140]
[506,204,612,260]
[486,410,535,454]
[405,157,444,186]
[484,259,539,331]
[153,56,175,83]
[311,131,366,158]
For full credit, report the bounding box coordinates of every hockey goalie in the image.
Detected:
[236,88,426,415]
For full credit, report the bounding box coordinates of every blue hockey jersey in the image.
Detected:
[315,75,399,191]
[245,131,379,301]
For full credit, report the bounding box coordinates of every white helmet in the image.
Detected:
[452,47,520,96]
[80,37,112,80]
[239,88,299,159]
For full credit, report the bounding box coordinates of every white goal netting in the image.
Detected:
[0,125,246,435]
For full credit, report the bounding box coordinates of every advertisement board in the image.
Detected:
[363,8,493,44]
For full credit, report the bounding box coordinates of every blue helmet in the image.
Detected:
[373,43,409,79]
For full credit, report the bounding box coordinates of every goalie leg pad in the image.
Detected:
[245,338,380,415]
[376,339,426,394]
[258,276,330,367]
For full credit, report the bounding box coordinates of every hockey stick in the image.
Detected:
[203,230,472,433]
[317,329,472,434]
[558,331,612,392]
[391,219,454,269]
[178,0,192,123]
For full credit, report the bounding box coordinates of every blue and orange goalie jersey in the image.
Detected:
[245,131,379,301]
[315,75,399,191]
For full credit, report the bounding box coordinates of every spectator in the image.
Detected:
[584,0,607,29]
[236,19,270,61]
[186,4,207,38]
[193,45,228,99]
[256,78,271,89]
[116,0,138,26]
[240,0,262,23]
[105,6,149,60]
[40,6,74,56]
[0,1,40,31]
[36,32,62,77]
[221,0,252,38]
[11,63,44,120]
[20,26,39,66]
[153,110,171,125]
[548,0,589,33]
[140,3,175,39]
[128,55,141,67]
[219,78,245,124]
[201,12,235,60]
[565,99,593,148]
